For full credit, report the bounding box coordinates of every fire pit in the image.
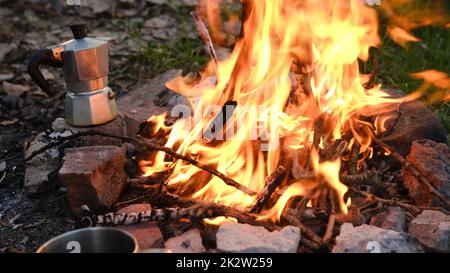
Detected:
[1,0,449,255]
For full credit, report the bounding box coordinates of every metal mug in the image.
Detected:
[36,227,139,253]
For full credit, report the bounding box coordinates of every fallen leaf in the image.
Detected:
[0,73,14,81]
[2,81,31,96]
[0,118,18,126]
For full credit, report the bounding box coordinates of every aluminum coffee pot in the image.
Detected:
[27,24,118,126]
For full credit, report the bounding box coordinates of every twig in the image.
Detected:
[350,187,450,215]
[322,214,336,245]
[115,195,153,207]
[282,210,322,245]
[190,11,219,69]
[322,191,336,245]
[25,130,256,196]
[249,166,287,213]
[372,136,450,209]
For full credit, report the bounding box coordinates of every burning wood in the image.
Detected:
[250,166,287,213]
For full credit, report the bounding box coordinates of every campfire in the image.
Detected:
[6,0,449,254]
[132,0,448,244]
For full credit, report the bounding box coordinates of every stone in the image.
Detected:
[117,204,164,250]
[24,132,61,194]
[51,115,127,144]
[370,206,406,232]
[332,223,424,253]
[409,210,450,252]
[117,69,187,136]
[165,229,206,253]
[58,146,127,216]
[376,90,447,157]
[216,222,300,253]
[144,15,174,29]
[23,115,127,194]
[402,139,450,206]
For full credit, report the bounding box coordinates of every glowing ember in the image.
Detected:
[139,0,446,221]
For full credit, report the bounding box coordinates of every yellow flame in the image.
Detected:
[139,0,442,221]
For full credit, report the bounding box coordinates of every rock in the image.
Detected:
[117,69,187,136]
[58,146,127,216]
[85,0,111,14]
[117,204,164,249]
[216,222,300,253]
[332,223,424,253]
[402,139,450,206]
[24,132,61,194]
[23,116,127,194]
[51,115,127,145]
[165,229,206,253]
[370,206,406,232]
[377,90,447,157]
[144,15,174,29]
[409,210,450,252]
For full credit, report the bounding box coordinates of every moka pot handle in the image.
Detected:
[27,48,63,96]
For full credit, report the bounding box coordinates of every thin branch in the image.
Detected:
[350,187,450,215]
[372,136,450,209]
[25,130,256,196]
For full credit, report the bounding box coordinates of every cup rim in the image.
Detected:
[36,227,139,253]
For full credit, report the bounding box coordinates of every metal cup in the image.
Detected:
[36,227,139,253]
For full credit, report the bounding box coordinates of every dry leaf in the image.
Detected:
[2,81,31,96]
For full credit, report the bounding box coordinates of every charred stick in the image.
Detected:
[322,191,336,245]
[250,166,288,213]
[350,187,450,215]
[348,142,360,175]
[282,211,322,245]
[203,100,238,144]
[24,130,256,196]
[321,139,348,161]
[295,172,383,190]
[300,237,321,251]
[372,136,450,209]
[160,191,279,231]
[322,214,336,245]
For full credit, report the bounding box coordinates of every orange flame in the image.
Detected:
[140,0,437,221]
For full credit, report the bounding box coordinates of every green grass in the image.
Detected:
[130,36,210,78]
